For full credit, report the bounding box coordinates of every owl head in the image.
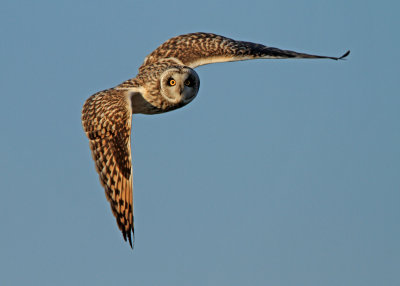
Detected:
[129,63,200,114]
[159,66,200,106]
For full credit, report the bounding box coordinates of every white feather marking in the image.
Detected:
[188,56,254,68]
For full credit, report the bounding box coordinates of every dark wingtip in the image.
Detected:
[338,50,350,60]
[128,232,133,249]
[121,228,134,249]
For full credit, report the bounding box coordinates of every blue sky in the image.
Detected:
[1,0,399,285]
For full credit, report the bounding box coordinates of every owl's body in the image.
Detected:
[81,32,349,248]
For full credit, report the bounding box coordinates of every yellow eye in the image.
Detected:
[184,79,191,86]
[168,78,176,86]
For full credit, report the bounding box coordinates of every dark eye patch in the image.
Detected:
[167,77,176,86]
[184,76,195,87]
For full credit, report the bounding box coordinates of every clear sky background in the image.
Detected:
[1,0,399,285]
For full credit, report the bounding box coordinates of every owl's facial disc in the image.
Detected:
[160,67,200,105]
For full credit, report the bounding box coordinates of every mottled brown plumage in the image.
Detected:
[142,33,349,69]
[81,32,349,248]
[82,90,134,246]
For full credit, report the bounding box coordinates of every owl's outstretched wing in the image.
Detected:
[82,88,134,247]
[142,32,350,69]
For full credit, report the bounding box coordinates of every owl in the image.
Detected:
[81,32,349,248]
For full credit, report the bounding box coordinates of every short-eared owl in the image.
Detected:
[81,32,349,248]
